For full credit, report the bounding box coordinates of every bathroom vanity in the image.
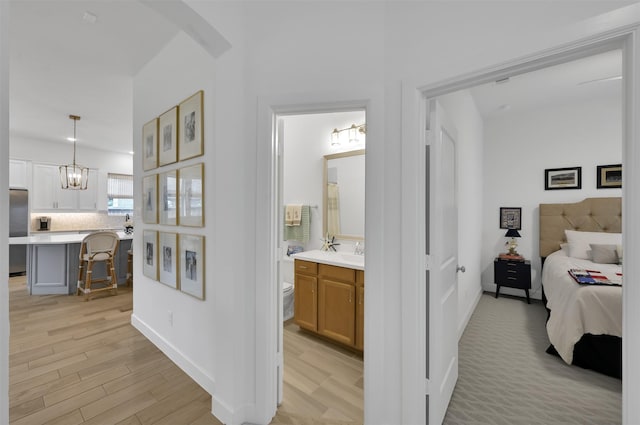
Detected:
[292,250,364,351]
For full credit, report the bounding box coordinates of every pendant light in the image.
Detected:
[59,114,89,190]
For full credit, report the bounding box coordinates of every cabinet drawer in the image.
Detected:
[319,263,355,283]
[295,260,317,275]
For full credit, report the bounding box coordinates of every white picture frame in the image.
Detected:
[142,174,158,224]
[142,118,158,171]
[158,106,178,166]
[142,230,158,280]
[178,163,204,227]
[159,170,178,225]
[179,233,204,300]
[159,232,178,289]
[178,91,204,161]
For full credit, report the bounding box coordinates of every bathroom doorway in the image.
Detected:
[274,109,366,423]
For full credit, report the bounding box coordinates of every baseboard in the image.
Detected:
[458,287,483,340]
[130,313,216,395]
[212,397,256,425]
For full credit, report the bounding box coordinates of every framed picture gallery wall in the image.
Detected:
[140,90,206,300]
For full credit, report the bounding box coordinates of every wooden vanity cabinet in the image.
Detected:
[355,270,365,351]
[294,260,318,331]
[294,259,364,351]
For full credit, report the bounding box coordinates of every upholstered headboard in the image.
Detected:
[539,197,622,258]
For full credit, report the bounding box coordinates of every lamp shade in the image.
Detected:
[505,228,521,238]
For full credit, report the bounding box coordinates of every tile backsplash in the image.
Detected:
[30,212,129,233]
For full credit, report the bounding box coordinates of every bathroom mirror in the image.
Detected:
[323,149,365,240]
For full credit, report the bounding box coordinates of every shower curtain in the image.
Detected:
[327,183,341,236]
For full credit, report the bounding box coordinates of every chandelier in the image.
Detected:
[59,115,89,190]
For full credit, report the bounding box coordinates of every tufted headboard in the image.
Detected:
[539,197,622,258]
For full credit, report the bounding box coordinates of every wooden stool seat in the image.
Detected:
[76,231,120,301]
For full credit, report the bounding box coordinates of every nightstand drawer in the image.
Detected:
[494,259,531,289]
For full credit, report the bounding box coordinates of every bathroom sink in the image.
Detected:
[338,253,365,264]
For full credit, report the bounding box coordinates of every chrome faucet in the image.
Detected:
[354,241,365,255]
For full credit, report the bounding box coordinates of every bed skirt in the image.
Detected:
[546,334,621,379]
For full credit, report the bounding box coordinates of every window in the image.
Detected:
[107,173,134,215]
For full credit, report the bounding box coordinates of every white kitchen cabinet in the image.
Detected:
[77,171,98,210]
[9,159,29,189]
[32,163,97,211]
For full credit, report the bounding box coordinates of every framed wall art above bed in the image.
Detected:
[597,164,622,189]
[544,166,582,190]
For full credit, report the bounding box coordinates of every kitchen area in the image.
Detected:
[8,155,133,296]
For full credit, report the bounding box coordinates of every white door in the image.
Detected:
[427,99,459,424]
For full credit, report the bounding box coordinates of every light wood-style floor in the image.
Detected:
[8,276,363,425]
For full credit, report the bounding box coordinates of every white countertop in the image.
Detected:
[9,231,132,245]
[291,249,364,270]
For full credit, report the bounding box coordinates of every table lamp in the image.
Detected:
[505,228,521,255]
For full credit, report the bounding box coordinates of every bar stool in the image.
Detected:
[76,231,120,301]
[126,248,133,286]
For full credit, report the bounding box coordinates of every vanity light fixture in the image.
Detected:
[329,123,366,146]
[59,114,89,190]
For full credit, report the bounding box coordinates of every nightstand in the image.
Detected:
[494,257,531,304]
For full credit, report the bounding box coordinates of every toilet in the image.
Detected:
[283,281,294,321]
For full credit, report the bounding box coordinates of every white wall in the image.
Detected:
[131,30,228,416]
[482,94,622,299]
[438,90,485,337]
[282,111,365,252]
[0,2,9,424]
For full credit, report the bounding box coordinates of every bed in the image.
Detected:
[539,197,622,378]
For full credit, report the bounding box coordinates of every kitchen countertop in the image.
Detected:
[9,231,132,245]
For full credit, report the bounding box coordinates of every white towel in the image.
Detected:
[285,204,303,226]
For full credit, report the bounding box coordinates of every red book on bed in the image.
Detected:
[568,269,622,286]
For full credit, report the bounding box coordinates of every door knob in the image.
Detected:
[456,265,466,273]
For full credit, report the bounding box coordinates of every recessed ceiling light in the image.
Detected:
[82,11,97,25]
[67,137,76,142]
[128,151,134,155]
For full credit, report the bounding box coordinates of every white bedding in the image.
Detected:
[542,249,622,364]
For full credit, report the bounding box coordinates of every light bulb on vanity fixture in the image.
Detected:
[329,123,366,147]
[59,114,89,190]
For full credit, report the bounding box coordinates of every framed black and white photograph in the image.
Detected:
[142,230,158,280]
[178,91,204,161]
[597,164,622,189]
[178,163,204,227]
[142,174,158,223]
[159,170,178,225]
[158,106,178,166]
[544,166,582,190]
[499,207,522,230]
[142,118,158,171]
[179,233,205,300]
[159,232,178,289]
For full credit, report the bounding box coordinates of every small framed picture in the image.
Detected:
[597,164,622,189]
[142,230,158,280]
[158,107,178,166]
[159,170,178,225]
[178,91,204,161]
[142,118,158,171]
[179,233,205,300]
[544,166,582,190]
[499,207,522,230]
[142,174,158,224]
[178,163,204,227]
[159,232,178,289]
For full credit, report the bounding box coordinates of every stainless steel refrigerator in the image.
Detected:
[10,188,28,276]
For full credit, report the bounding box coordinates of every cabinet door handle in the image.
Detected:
[299,266,307,269]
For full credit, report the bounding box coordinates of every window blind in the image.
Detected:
[107,173,133,199]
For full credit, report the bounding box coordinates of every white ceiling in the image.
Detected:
[469,49,622,119]
[9,1,179,155]
[8,3,623,156]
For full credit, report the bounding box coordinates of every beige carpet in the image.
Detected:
[444,293,621,425]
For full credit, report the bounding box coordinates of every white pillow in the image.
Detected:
[565,230,622,260]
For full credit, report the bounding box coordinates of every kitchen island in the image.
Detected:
[9,231,133,295]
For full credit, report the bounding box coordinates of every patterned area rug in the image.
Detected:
[444,293,621,425]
